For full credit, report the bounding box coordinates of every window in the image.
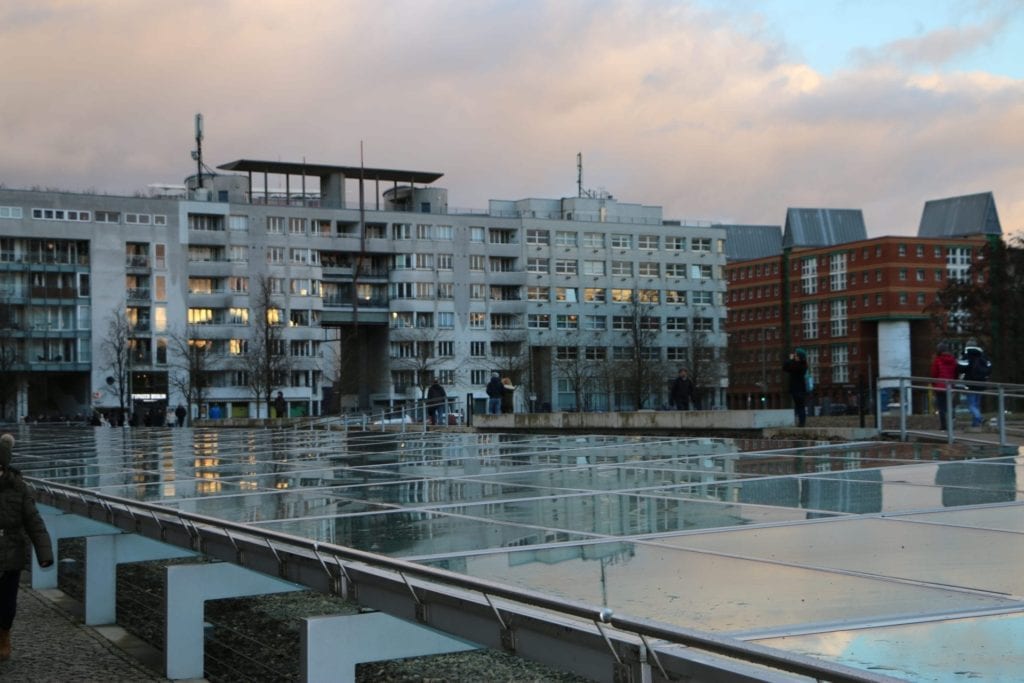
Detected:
[416,282,434,298]
[691,237,712,253]
[437,312,454,328]
[229,246,247,263]
[267,216,284,234]
[470,226,485,242]
[583,232,605,248]
[391,283,415,299]
[391,312,414,328]
[611,261,633,276]
[638,235,658,250]
[916,269,925,282]
[637,289,659,303]
[832,344,849,383]
[555,231,577,247]
[638,262,659,277]
[470,284,486,299]
[469,255,486,271]
[583,288,606,303]
[585,347,606,361]
[898,244,907,256]
[469,312,486,329]
[266,247,284,264]
[612,347,633,361]
[288,217,305,235]
[666,316,688,331]
[471,369,488,385]
[612,316,631,331]
[693,317,714,332]
[470,341,487,357]
[667,347,688,362]
[526,258,549,273]
[664,290,687,304]
[555,314,578,329]
[692,264,713,279]
[610,288,633,303]
[555,287,577,302]
[415,253,433,269]
[555,259,578,275]
[436,225,453,241]
[526,229,550,245]
[898,268,907,281]
[416,224,432,240]
[829,253,847,291]
[154,275,166,301]
[692,291,712,305]
[229,215,249,231]
[584,315,606,330]
[583,260,605,276]
[610,234,632,249]
[555,346,578,361]
[830,299,847,337]
[802,303,818,340]
[188,214,224,231]
[528,286,550,301]
[437,283,454,299]
[665,236,685,251]
[665,263,687,278]
[527,314,550,329]
[437,341,454,357]
[228,276,248,293]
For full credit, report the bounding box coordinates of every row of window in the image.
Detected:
[525,230,721,252]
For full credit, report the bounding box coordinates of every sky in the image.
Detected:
[1,0,1022,236]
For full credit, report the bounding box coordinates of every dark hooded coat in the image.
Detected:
[0,439,53,571]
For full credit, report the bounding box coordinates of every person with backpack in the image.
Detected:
[782,348,809,427]
[957,339,992,428]
[485,373,504,415]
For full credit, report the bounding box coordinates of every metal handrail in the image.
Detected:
[28,478,891,682]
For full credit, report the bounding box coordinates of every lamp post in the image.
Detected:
[529,393,537,413]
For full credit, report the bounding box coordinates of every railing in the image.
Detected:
[28,478,892,683]
[876,375,1024,449]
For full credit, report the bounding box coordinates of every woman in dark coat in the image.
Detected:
[0,433,54,661]
[783,348,809,427]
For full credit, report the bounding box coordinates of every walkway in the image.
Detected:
[1,585,170,682]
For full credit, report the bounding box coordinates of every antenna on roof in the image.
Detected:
[577,152,583,198]
[193,113,204,190]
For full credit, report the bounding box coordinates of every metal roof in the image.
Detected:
[918,192,1002,238]
[718,224,783,262]
[217,159,444,184]
[782,208,867,249]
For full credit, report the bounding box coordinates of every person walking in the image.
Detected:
[669,368,695,410]
[930,342,958,430]
[485,373,504,415]
[0,433,54,661]
[783,348,809,427]
[426,378,447,426]
[274,391,287,420]
[175,403,187,428]
[958,339,992,429]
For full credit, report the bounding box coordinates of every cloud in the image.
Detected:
[0,0,1021,236]
[853,17,1005,70]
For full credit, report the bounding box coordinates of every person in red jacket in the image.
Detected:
[930,342,959,430]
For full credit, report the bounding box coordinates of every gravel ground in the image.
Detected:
[56,539,592,682]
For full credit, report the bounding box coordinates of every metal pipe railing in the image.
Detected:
[29,478,892,683]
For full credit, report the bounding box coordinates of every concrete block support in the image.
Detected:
[301,612,478,683]
[33,507,120,590]
[165,562,303,680]
[85,534,197,626]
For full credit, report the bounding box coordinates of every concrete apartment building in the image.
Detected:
[723,193,1002,414]
[0,157,728,422]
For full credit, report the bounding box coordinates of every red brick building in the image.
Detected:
[723,193,1001,414]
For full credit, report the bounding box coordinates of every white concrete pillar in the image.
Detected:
[32,507,119,590]
[301,612,477,683]
[164,562,302,680]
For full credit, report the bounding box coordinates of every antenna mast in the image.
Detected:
[194,113,204,190]
[577,152,583,198]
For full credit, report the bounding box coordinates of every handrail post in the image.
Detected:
[945,379,954,445]
[899,377,907,442]
[998,384,1007,448]
[874,380,882,432]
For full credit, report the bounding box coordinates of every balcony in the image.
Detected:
[126,255,150,269]
[127,288,151,301]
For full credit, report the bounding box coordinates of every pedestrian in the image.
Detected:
[485,373,504,415]
[669,368,695,410]
[274,391,287,419]
[0,433,54,661]
[501,376,516,414]
[426,378,447,425]
[930,342,958,430]
[957,339,992,428]
[783,348,809,427]
[175,403,187,428]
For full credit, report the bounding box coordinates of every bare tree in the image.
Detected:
[615,295,668,409]
[389,326,446,399]
[167,325,219,424]
[551,332,600,412]
[246,276,292,418]
[686,328,726,409]
[490,328,532,401]
[102,305,132,423]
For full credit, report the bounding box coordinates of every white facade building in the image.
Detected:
[0,158,727,422]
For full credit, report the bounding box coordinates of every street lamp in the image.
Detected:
[529,393,537,413]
